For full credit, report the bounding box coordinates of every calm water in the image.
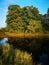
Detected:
[0,38,49,65]
[0,38,8,45]
[39,53,48,65]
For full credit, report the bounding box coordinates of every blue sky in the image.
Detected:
[0,0,49,28]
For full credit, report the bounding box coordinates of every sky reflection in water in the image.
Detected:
[0,38,8,45]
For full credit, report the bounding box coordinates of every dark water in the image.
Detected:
[39,53,48,65]
[0,38,49,65]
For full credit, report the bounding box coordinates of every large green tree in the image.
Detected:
[6,5,43,33]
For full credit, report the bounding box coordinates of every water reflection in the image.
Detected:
[39,53,48,65]
[0,38,49,65]
[0,38,8,45]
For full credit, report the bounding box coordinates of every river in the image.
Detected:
[0,38,8,45]
[0,38,49,65]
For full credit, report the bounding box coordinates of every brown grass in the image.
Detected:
[0,32,49,39]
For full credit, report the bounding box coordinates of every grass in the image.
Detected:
[0,32,49,39]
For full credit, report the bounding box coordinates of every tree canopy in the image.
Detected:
[41,8,49,33]
[0,5,49,34]
[5,5,43,33]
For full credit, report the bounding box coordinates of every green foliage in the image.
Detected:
[6,5,43,33]
[42,10,49,33]
[47,8,49,15]
[0,5,49,34]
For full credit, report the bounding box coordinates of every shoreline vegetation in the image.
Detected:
[0,32,49,38]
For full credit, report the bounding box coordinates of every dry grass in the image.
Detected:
[0,32,49,39]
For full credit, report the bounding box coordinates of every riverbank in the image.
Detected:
[0,33,49,39]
